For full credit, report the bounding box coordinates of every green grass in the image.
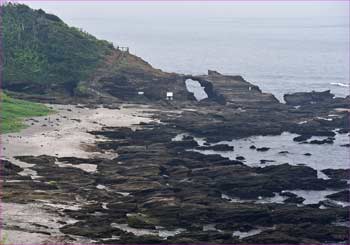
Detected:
[1,93,54,133]
[0,232,9,245]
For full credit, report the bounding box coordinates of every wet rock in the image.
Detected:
[89,127,134,139]
[305,203,321,208]
[337,128,349,134]
[292,126,337,138]
[271,205,348,224]
[170,139,199,148]
[58,157,102,165]
[118,234,164,244]
[182,135,195,141]
[1,159,23,176]
[319,200,343,208]
[284,196,305,204]
[107,202,138,214]
[304,153,312,156]
[196,144,233,151]
[340,143,350,147]
[208,70,222,76]
[280,192,298,198]
[321,169,350,180]
[284,90,334,106]
[249,145,256,149]
[278,151,289,154]
[243,231,306,244]
[260,160,275,164]
[256,164,317,182]
[325,190,350,203]
[127,213,158,229]
[109,180,163,193]
[60,220,124,238]
[293,135,311,142]
[309,138,334,144]
[245,223,349,244]
[256,147,270,152]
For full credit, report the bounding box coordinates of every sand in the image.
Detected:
[1,103,156,244]
[2,103,155,176]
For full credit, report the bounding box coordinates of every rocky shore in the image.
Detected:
[2,71,350,244]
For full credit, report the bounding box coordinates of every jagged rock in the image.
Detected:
[319,200,343,208]
[208,70,222,76]
[284,90,334,106]
[309,138,334,144]
[284,196,305,204]
[196,144,234,151]
[321,169,350,179]
[260,159,275,164]
[127,213,158,229]
[1,159,23,176]
[256,147,270,152]
[244,224,349,244]
[325,190,350,202]
[293,135,311,142]
[280,192,298,198]
[337,128,349,134]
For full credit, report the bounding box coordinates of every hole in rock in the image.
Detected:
[185,79,208,101]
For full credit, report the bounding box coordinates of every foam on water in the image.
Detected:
[330,82,349,88]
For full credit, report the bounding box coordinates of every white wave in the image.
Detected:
[330,82,349,87]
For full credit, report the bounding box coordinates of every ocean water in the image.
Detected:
[193,132,350,175]
[67,17,349,101]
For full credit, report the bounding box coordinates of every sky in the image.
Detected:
[18,1,349,20]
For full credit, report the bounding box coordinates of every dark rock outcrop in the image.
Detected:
[322,169,350,180]
[284,90,334,106]
[325,190,350,202]
[196,144,234,151]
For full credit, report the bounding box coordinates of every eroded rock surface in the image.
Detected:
[3,73,349,244]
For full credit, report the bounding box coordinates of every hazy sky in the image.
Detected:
[19,1,349,20]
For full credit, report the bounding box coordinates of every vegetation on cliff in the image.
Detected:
[1,93,53,133]
[3,3,166,101]
[2,3,114,95]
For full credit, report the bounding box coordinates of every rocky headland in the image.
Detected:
[1,4,349,244]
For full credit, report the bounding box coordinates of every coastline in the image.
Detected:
[1,89,349,243]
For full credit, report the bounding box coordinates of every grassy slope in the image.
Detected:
[1,93,53,133]
[3,3,113,94]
